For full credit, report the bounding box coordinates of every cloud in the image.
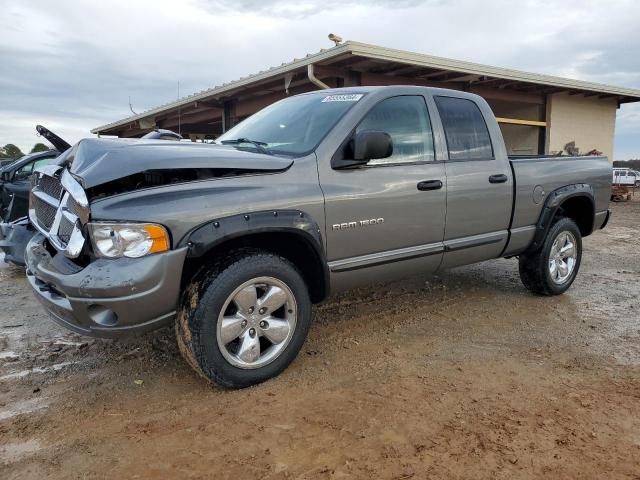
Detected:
[0,0,638,158]
[197,0,439,18]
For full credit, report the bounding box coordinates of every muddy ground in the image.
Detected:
[1,201,639,479]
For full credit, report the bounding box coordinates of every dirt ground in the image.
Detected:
[1,201,639,480]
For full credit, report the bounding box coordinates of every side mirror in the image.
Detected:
[0,171,9,182]
[332,130,394,169]
[353,130,393,161]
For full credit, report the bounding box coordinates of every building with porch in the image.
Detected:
[92,41,640,160]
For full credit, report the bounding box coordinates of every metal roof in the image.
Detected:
[92,41,640,134]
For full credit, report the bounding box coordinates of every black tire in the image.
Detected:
[176,250,312,388]
[518,217,582,296]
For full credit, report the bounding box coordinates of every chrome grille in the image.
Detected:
[29,167,90,258]
[38,174,64,200]
[67,196,83,218]
[33,198,57,229]
[57,215,75,243]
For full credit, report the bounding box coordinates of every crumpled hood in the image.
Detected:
[64,138,293,188]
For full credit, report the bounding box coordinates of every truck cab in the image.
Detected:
[316,88,514,289]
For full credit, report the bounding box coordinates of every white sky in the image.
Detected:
[0,0,638,159]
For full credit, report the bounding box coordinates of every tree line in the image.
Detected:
[613,160,640,170]
[0,143,50,159]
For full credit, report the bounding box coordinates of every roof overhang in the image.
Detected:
[92,41,640,135]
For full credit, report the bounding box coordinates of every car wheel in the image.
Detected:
[176,250,312,388]
[518,217,582,296]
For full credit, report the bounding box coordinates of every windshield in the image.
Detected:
[216,92,364,156]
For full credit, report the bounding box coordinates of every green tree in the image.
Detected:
[30,142,49,153]
[0,144,24,159]
[613,159,640,170]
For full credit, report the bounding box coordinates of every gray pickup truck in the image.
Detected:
[25,86,612,387]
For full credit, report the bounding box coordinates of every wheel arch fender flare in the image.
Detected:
[527,183,595,252]
[178,210,330,301]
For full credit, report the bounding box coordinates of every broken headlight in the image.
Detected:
[88,222,170,258]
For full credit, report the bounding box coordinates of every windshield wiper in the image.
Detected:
[220,138,272,155]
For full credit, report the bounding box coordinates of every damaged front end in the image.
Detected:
[24,159,188,337]
[23,158,180,337]
[24,136,291,337]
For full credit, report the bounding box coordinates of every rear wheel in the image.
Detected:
[518,217,582,296]
[176,251,312,388]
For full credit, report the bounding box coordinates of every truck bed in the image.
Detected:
[504,155,612,256]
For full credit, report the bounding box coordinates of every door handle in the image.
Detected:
[417,180,443,191]
[489,174,508,184]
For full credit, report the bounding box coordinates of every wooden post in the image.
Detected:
[222,99,237,133]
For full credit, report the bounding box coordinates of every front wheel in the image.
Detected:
[518,217,582,296]
[176,251,312,388]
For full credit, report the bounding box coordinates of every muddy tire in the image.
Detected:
[176,250,311,388]
[518,217,582,296]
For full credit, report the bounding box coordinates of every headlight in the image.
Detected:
[88,222,170,258]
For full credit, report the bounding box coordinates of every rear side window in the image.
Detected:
[356,95,435,165]
[435,96,494,160]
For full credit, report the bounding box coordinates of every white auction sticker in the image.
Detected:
[321,94,364,102]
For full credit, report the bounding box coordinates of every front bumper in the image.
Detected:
[25,233,188,338]
[0,218,34,266]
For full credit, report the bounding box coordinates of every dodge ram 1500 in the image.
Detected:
[25,86,612,387]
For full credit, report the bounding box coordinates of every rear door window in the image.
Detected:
[435,96,494,161]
